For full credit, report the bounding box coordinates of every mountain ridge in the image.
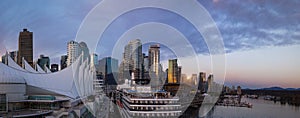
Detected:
[242,86,300,91]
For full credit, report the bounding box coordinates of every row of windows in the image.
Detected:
[130,106,180,111]
[0,94,6,112]
[129,99,178,104]
[131,112,181,117]
[0,94,6,103]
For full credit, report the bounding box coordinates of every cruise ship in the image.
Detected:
[116,86,182,118]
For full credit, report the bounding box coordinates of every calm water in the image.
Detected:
[203,98,300,118]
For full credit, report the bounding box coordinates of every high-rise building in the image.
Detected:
[98,57,119,75]
[191,74,197,85]
[143,54,149,72]
[123,44,132,69]
[90,53,98,67]
[167,59,181,84]
[50,64,59,72]
[129,39,143,72]
[148,44,160,75]
[67,41,80,66]
[121,44,132,79]
[67,40,90,66]
[121,39,143,82]
[17,29,33,67]
[200,72,206,82]
[1,51,17,65]
[79,42,90,62]
[198,72,206,92]
[118,61,125,84]
[207,74,214,92]
[37,55,50,71]
[60,55,68,70]
[207,74,213,85]
[178,66,182,84]
[98,57,119,85]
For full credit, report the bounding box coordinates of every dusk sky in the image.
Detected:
[0,0,299,88]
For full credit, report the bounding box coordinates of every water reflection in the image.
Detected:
[200,98,300,118]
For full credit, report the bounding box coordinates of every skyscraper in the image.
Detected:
[90,53,98,68]
[17,29,33,67]
[191,74,197,85]
[207,74,213,85]
[79,42,90,62]
[148,44,160,76]
[60,55,68,70]
[122,39,143,82]
[167,59,181,84]
[99,57,119,75]
[98,57,119,85]
[178,66,182,84]
[67,41,80,66]
[143,54,149,72]
[37,55,50,71]
[207,74,214,92]
[129,39,143,73]
[67,40,90,66]
[198,72,206,92]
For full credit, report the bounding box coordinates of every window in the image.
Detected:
[0,94,7,112]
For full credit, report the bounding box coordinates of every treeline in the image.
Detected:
[242,89,300,106]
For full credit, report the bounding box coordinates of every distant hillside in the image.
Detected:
[257,87,300,91]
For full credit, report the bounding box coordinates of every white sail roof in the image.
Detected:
[0,63,26,84]
[7,53,25,71]
[45,65,52,73]
[36,64,46,73]
[0,54,95,99]
[23,58,39,73]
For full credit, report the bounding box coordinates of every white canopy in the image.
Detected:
[1,54,95,99]
[23,58,39,73]
[44,65,52,73]
[36,64,46,73]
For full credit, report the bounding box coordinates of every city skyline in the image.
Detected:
[0,0,299,88]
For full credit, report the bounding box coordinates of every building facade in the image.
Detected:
[98,57,119,86]
[198,72,206,92]
[121,39,143,84]
[60,55,68,70]
[90,53,98,68]
[9,51,18,62]
[67,41,90,66]
[50,64,59,72]
[67,41,80,66]
[0,51,17,65]
[167,59,181,84]
[191,74,197,86]
[37,55,50,71]
[17,29,33,67]
[0,52,94,117]
[148,44,160,76]
[143,54,149,72]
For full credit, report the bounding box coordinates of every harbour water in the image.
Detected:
[202,98,300,118]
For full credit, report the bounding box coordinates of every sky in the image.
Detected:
[0,0,299,88]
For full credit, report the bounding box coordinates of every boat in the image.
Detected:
[116,86,182,118]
